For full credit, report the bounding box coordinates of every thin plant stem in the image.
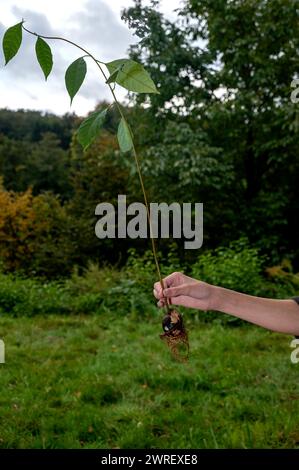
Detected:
[22,24,170,312]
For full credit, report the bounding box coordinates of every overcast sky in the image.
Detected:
[0,0,182,116]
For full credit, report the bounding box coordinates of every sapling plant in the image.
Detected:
[2,20,189,361]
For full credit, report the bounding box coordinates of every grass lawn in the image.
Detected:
[0,313,299,449]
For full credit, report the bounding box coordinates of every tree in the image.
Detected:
[69,122,132,266]
[122,0,299,263]
[0,184,76,277]
[25,132,72,198]
[0,109,77,148]
[0,109,76,199]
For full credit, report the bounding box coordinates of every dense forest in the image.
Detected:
[0,0,298,279]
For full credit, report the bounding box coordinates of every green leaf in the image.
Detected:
[65,57,87,105]
[105,58,159,94]
[117,118,133,153]
[2,22,23,65]
[35,37,53,80]
[106,67,121,85]
[77,108,107,150]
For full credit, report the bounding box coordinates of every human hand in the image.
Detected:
[153,272,215,311]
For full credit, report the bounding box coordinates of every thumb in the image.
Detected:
[164,284,190,298]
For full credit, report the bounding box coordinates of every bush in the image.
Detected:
[0,240,298,321]
[191,238,299,324]
[264,259,299,298]
[0,273,71,317]
[66,262,121,296]
[192,238,266,296]
[65,262,122,315]
[101,250,158,317]
[66,251,163,317]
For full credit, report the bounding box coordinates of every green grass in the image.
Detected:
[0,312,299,449]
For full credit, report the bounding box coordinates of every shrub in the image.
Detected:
[0,272,71,317]
[190,238,267,324]
[0,240,298,321]
[101,250,158,317]
[65,262,121,296]
[192,238,266,296]
[190,238,299,324]
[264,259,299,298]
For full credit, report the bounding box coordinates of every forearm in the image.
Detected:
[211,286,299,335]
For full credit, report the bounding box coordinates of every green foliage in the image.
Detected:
[0,108,76,149]
[77,109,107,150]
[35,37,53,80]
[2,22,23,64]
[0,238,297,320]
[103,249,157,316]
[26,192,77,278]
[69,125,131,267]
[66,253,158,316]
[142,121,232,201]
[105,58,159,94]
[27,132,72,196]
[66,262,121,295]
[192,239,266,297]
[122,3,205,113]
[106,67,120,84]
[1,4,299,274]
[65,57,87,105]
[0,273,71,316]
[264,260,299,298]
[0,131,73,199]
[122,0,299,262]
[0,266,117,317]
[189,239,299,324]
[117,118,133,152]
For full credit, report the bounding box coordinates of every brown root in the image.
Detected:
[160,309,189,362]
